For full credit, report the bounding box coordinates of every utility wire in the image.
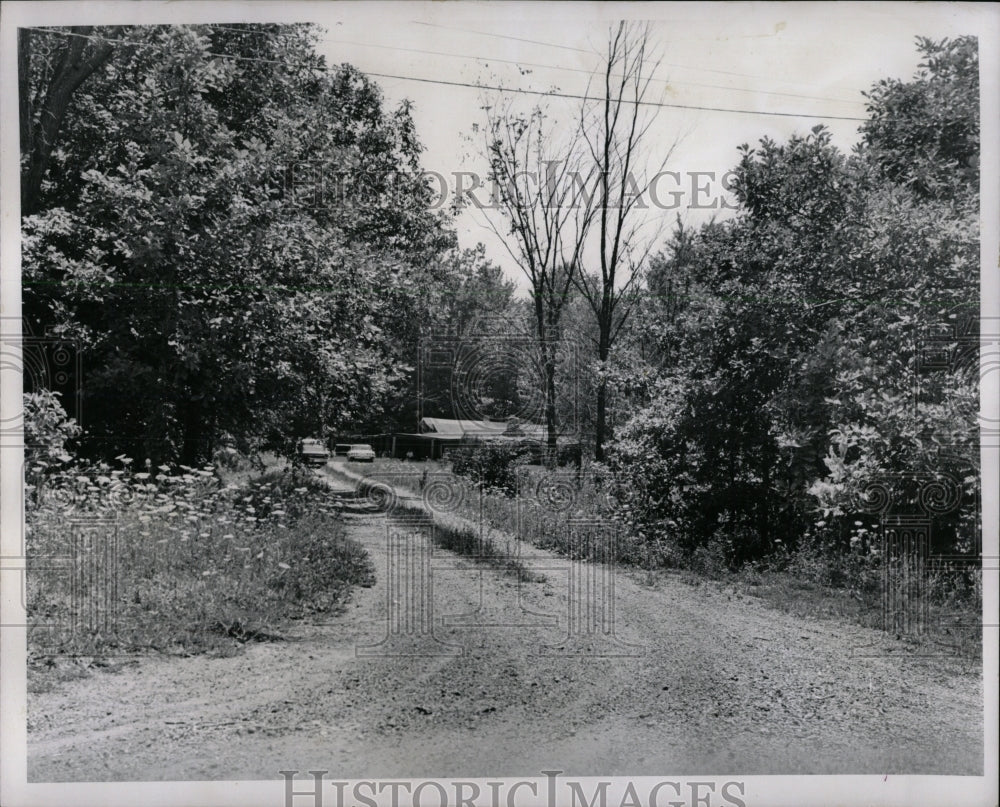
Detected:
[320,40,863,106]
[412,21,870,90]
[23,26,868,122]
[205,21,865,106]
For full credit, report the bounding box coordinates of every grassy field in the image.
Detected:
[26,461,374,663]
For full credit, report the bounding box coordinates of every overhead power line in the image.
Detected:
[411,21,870,91]
[360,72,868,121]
[22,26,868,122]
[319,40,863,107]
[208,21,864,105]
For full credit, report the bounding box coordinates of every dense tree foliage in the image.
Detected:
[383,244,519,431]
[20,24,497,462]
[859,35,979,203]
[608,36,979,568]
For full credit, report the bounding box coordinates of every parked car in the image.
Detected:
[333,443,353,457]
[298,438,330,466]
[346,444,376,463]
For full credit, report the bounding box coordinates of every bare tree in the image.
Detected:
[479,100,598,462]
[575,21,676,461]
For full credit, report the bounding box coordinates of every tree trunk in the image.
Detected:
[180,397,205,466]
[595,381,607,462]
[544,355,558,467]
[19,27,113,216]
[594,301,611,461]
[532,291,561,468]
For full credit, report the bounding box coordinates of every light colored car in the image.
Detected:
[298,438,330,467]
[346,444,376,463]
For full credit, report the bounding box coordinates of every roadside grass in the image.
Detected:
[26,461,374,668]
[741,570,980,658]
[679,549,983,659]
[392,502,543,582]
[214,450,286,488]
[355,457,621,561]
[329,460,542,582]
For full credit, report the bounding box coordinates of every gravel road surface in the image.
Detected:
[27,470,983,781]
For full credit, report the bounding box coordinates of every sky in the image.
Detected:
[2,1,992,293]
[288,2,986,290]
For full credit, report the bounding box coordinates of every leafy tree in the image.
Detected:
[22,390,79,491]
[18,26,114,216]
[609,36,979,568]
[859,36,978,203]
[20,24,459,463]
[382,244,518,430]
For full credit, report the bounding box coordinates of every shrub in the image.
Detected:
[23,390,79,491]
[451,441,534,496]
[556,442,583,468]
[25,461,373,658]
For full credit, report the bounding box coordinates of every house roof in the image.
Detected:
[418,417,546,439]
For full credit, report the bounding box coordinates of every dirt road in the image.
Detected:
[27,471,983,781]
